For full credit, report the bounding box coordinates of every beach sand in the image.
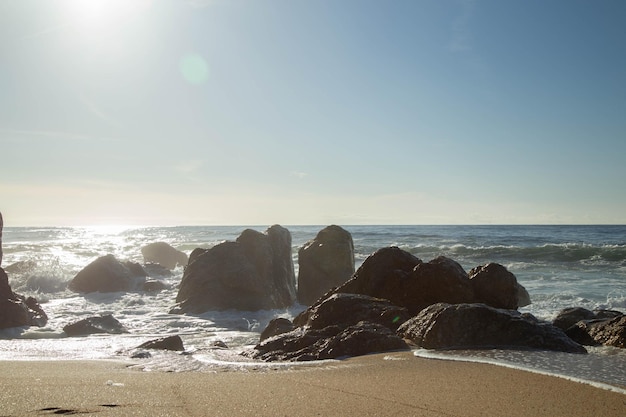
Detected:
[1,352,625,417]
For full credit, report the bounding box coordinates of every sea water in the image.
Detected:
[1,225,625,386]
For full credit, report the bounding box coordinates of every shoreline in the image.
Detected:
[1,352,625,417]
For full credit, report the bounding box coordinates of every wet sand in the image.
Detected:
[1,352,625,416]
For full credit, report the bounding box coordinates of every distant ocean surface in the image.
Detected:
[1,225,625,389]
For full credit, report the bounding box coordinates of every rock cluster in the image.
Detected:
[251,246,586,361]
[173,225,296,313]
[0,267,48,329]
[553,307,626,348]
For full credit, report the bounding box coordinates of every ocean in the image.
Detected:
[1,225,625,389]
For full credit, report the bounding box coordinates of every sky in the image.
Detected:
[1,0,625,226]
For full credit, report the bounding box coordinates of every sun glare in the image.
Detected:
[63,0,152,31]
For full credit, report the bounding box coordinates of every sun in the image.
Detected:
[63,0,152,31]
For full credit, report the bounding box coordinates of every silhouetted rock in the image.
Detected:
[137,335,184,351]
[68,255,147,293]
[565,313,626,348]
[0,211,3,266]
[398,303,586,353]
[334,249,475,315]
[297,225,355,306]
[174,225,296,313]
[142,280,168,292]
[469,263,531,309]
[141,242,188,270]
[63,314,128,336]
[0,267,48,329]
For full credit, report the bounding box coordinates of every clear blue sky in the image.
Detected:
[1,0,625,226]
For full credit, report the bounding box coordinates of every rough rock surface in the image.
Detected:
[0,267,48,329]
[174,225,296,313]
[251,293,411,361]
[63,314,128,336]
[398,303,586,353]
[141,242,188,270]
[469,263,531,309]
[565,314,626,348]
[137,335,184,351]
[297,225,355,306]
[68,255,147,293]
[0,211,3,266]
[252,321,409,361]
[260,318,295,342]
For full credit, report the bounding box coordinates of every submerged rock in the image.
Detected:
[297,225,355,306]
[68,255,147,293]
[141,242,188,270]
[398,303,586,354]
[173,225,296,313]
[63,314,128,337]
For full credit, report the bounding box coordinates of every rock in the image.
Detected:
[565,314,626,348]
[143,280,168,292]
[68,255,147,293]
[0,267,48,329]
[0,211,3,266]
[335,249,475,315]
[63,314,128,336]
[553,307,623,331]
[293,293,411,331]
[137,335,184,351]
[173,226,296,313]
[252,293,411,361]
[398,303,587,354]
[469,263,531,309]
[252,321,409,361]
[141,242,188,270]
[297,225,355,306]
[260,318,295,342]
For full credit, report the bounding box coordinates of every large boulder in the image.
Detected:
[334,248,475,315]
[469,263,531,309]
[0,267,48,329]
[398,303,587,353]
[297,225,355,306]
[68,255,147,293]
[173,225,296,313]
[63,314,128,337]
[251,293,411,361]
[141,242,188,270]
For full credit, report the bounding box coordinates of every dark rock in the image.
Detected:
[553,307,623,331]
[469,263,531,309]
[0,211,3,266]
[398,303,586,353]
[252,293,411,361]
[252,321,409,361]
[566,314,626,348]
[293,293,411,331]
[63,314,128,336]
[137,335,184,351]
[297,225,355,306]
[260,318,295,342]
[210,340,228,349]
[68,255,147,293]
[131,351,152,359]
[173,226,296,313]
[0,267,48,329]
[141,242,188,270]
[142,280,168,292]
[335,249,474,315]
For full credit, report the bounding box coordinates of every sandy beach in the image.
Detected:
[1,352,624,417]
